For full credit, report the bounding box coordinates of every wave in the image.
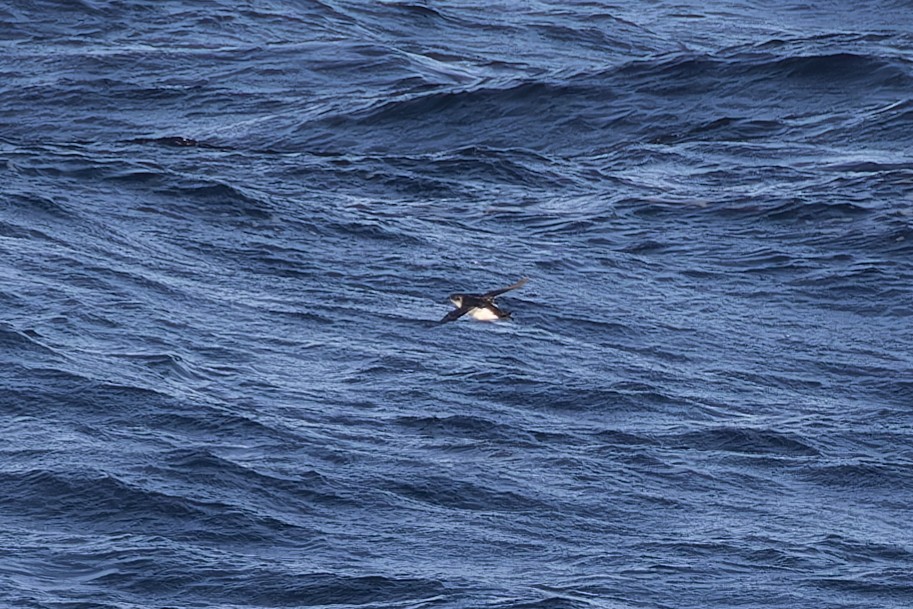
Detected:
[274,46,913,156]
[1,443,390,560]
[661,427,820,457]
[801,460,913,489]
[0,325,62,360]
[381,473,551,512]
[182,572,447,608]
[10,531,446,608]
[486,596,597,609]
[395,413,583,448]
[158,448,357,511]
[480,380,683,415]
[156,178,273,220]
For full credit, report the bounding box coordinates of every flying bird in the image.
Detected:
[440,277,528,323]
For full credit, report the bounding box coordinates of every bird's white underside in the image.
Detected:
[468,307,500,321]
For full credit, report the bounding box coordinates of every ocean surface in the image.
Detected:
[2,1,913,608]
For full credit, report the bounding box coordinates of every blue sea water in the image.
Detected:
[2,1,913,607]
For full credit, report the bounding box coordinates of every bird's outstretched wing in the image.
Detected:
[483,277,528,299]
[440,306,470,323]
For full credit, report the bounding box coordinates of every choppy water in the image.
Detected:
[3,2,913,608]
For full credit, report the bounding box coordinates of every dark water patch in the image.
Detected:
[531,255,593,272]
[801,99,913,147]
[520,215,599,238]
[651,116,788,144]
[714,247,809,274]
[0,366,104,416]
[772,200,872,222]
[0,218,35,240]
[617,239,677,254]
[707,369,826,394]
[0,368,281,446]
[131,135,225,149]
[3,191,74,220]
[19,540,448,607]
[659,426,820,457]
[0,325,62,360]
[821,159,913,174]
[144,406,303,447]
[157,179,272,220]
[809,572,913,601]
[367,1,449,22]
[487,595,596,609]
[417,146,579,191]
[328,218,427,245]
[287,77,625,154]
[786,268,913,316]
[801,460,913,490]
[115,352,207,382]
[383,474,549,512]
[191,571,448,608]
[395,414,578,449]
[396,414,521,443]
[6,148,175,205]
[3,145,124,181]
[858,379,913,405]
[215,39,900,155]
[483,381,683,417]
[592,428,656,447]
[817,533,913,563]
[284,157,476,199]
[0,469,301,542]
[155,448,356,510]
[770,52,911,85]
[627,49,913,92]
